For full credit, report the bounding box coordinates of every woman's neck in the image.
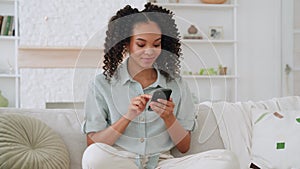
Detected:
[128,65,157,89]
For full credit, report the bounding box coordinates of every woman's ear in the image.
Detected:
[122,44,130,57]
[125,44,130,54]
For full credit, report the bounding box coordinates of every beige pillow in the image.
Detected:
[0,114,70,169]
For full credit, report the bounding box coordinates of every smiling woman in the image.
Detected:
[127,21,162,86]
[102,3,181,82]
[81,2,239,169]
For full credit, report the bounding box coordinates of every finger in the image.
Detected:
[132,103,145,112]
[164,105,174,113]
[134,102,145,110]
[139,97,148,106]
[130,105,140,112]
[157,99,174,108]
[134,95,151,105]
[132,99,141,106]
[150,101,166,111]
[141,94,152,100]
[150,104,164,115]
[157,99,168,105]
[167,100,175,108]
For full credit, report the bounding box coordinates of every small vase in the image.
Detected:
[0,90,9,107]
[219,67,227,75]
[188,25,198,34]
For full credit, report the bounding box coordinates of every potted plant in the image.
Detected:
[0,90,9,107]
[218,65,227,75]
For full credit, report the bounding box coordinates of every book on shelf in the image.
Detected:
[0,15,3,33]
[0,15,7,35]
[8,16,14,36]
[0,15,15,36]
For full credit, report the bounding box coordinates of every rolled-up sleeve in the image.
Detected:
[176,79,196,131]
[81,80,109,134]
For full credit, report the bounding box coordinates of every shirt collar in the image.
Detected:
[115,57,167,88]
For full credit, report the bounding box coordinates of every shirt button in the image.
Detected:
[140,138,144,143]
[140,117,145,122]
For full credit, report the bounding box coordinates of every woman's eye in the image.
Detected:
[137,43,145,47]
[154,44,161,48]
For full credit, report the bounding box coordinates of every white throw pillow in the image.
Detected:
[250,109,300,169]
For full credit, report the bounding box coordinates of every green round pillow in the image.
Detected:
[0,114,69,169]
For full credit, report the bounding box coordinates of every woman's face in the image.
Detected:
[128,21,162,71]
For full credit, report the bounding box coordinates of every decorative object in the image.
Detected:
[0,114,70,169]
[0,90,9,107]
[199,68,218,75]
[208,26,224,40]
[183,25,203,39]
[188,25,198,34]
[201,0,227,4]
[218,65,227,75]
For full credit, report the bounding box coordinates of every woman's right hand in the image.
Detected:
[125,94,151,121]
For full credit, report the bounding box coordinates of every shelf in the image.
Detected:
[0,36,19,40]
[293,68,300,72]
[182,75,238,79]
[0,74,20,78]
[155,3,236,8]
[294,30,300,34]
[181,39,236,43]
[19,46,101,50]
[158,0,238,102]
[0,0,15,3]
[0,0,19,107]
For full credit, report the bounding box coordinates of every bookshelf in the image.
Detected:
[0,0,19,107]
[155,0,238,102]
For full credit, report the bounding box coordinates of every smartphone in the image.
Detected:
[148,88,172,111]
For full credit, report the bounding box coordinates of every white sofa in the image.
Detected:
[186,95,300,169]
[0,96,299,169]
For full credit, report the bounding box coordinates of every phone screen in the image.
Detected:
[148,88,172,111]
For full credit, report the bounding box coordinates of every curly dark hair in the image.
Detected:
[103,2,182,82]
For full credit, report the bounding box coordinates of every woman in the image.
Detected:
[82,3,239,169]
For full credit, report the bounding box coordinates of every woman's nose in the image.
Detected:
[144,48,154,55]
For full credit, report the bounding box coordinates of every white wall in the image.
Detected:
[237,0,282,101]
[19,0,284,106]
[19,0,146,47]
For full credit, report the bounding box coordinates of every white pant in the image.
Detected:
[82,143,240,169]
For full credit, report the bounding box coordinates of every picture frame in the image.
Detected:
[208,26,224,40]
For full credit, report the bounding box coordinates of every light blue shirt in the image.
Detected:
[82,58,196,167]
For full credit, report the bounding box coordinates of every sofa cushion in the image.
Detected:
[0,114,70,169]
[0,108,86,169]
[251,109,300,169]
[209,101,253,168]
[171,102,224,157]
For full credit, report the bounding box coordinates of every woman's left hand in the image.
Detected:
[149,98,175,121]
